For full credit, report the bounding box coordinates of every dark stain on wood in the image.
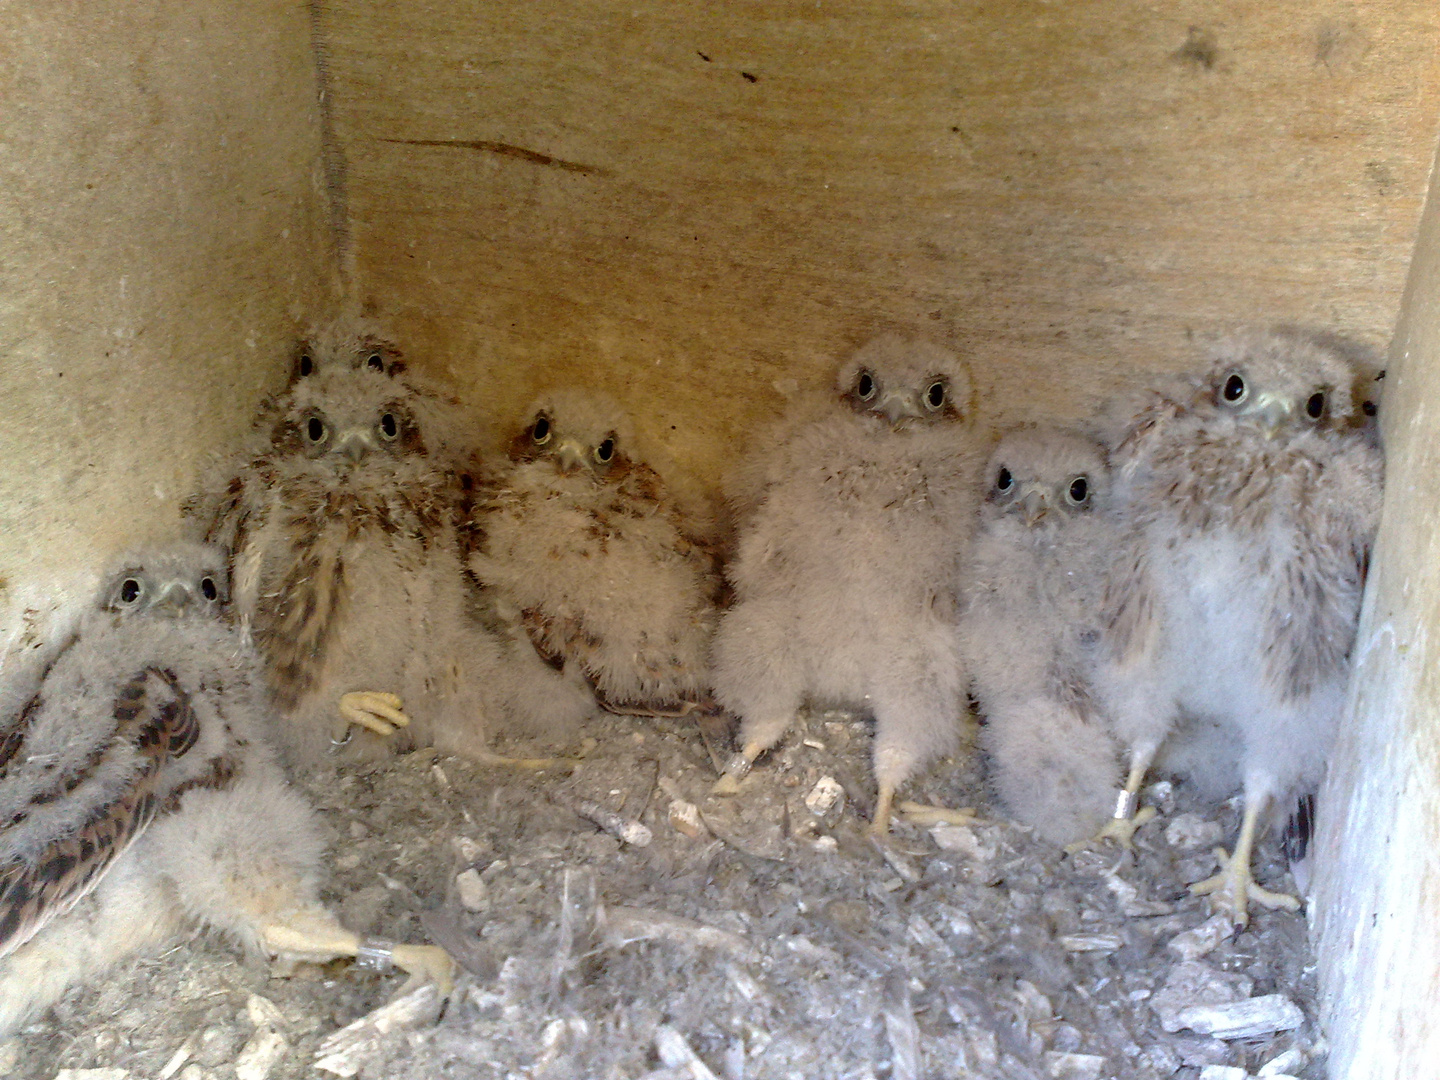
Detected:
[381,138,609,176]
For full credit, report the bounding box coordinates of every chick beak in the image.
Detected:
[554,439,588,475]
[879,389,924,428]
[1251,392,1293,439]
[1020,485,1050,528]
[154,581,193,616]
[337,428,374,463]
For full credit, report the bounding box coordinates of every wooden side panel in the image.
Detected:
[1314,141,1440,1078]
[0,1,335,671]
[323,1,1439,475]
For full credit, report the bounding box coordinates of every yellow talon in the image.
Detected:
[1188,796,1301,926]
[390,943,456,997]
[336,691,411,741]
[899,802,979,827]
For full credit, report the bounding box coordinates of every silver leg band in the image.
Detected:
[722,752,753,780]
[1112,789,1139,820]
[330,727,354,748]
[355,938,397,972]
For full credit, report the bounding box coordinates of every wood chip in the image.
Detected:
[314,984,445,1077]
[654,1025,721,1080]
[597,905,760,962]
[563,797,653,846]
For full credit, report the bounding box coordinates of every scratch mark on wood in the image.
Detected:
[380,138,609,176]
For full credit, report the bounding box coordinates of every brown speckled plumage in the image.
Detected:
[0,543,385,1036]
[185,324,547,766]
[468,389,725,717]
[0,667,198,959]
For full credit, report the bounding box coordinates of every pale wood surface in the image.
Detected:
[0,2,335,659]
[1315,130,1440,1079]
[323,1,1440,478]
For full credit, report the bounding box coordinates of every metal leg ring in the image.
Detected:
[355,938,397,972]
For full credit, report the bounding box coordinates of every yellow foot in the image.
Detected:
[390,943,456,998]
[1065,806,1157,855]
[334,691,409,744]
[898,802,979,827]
[867,784,896,837]
[711,742,763,796]
[1188,846,1301,927]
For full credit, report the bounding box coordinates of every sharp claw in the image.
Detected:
[1188,845,1301,926]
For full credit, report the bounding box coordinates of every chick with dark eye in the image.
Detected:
[200,576,219,602]
[531,415,552,445]
[366,353,385,372]
[925,380,947,411]
[1305,391,1327,421]
[305,417,327,445]
[297,353,315,378]
[1066,476,1090,507]
[1221,373,1247,404]
[119,579,142,605]
[379,412,399,441]
[994,467,1014,495]
[855,370,877,401]
[595,437,616,465]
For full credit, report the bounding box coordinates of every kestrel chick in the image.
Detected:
[0,545,450,1036]
[710,334,987,832]
[1093,328,1384,922]
[961,426,1121,844]
[187,358,502,766]
[467,389,724,721]
[290,316,406,381]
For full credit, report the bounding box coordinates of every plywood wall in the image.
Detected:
[0,2,336,678]
[322,0,1440,480]
[1314,139,1440,1078]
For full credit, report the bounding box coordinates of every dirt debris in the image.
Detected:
[1,710,1325,1080]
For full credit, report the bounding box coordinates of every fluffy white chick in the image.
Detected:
[467,389,724,721]
[1093,329,1384,923]
[186,357,544,767]
[710,334,986,833]
[0,544,450,1036]
[961,426,1121,845]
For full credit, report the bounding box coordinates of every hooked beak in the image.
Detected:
[336,428,374,463]
[878,389,924,428]
[554,438,588,475]
[153,581,193,615]
[1250,392,1292,439]
[1020,484,1049,528]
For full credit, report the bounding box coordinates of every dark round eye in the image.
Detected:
[306,417,326,443]
[996,467,1013,493]
[1067,476,1090,505]
[298,353,314,377]
[1305,391,1326,421]
[595,438,616,463]
[379,412,399,439]
[200,577,219,601]
[1222,373,1247,404]
[119,579,141,604]
[925,381,946,410]
[532,415,551,444]
[856,370,876,401]
[366,353,385,372]
[1362,400,1377,417]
